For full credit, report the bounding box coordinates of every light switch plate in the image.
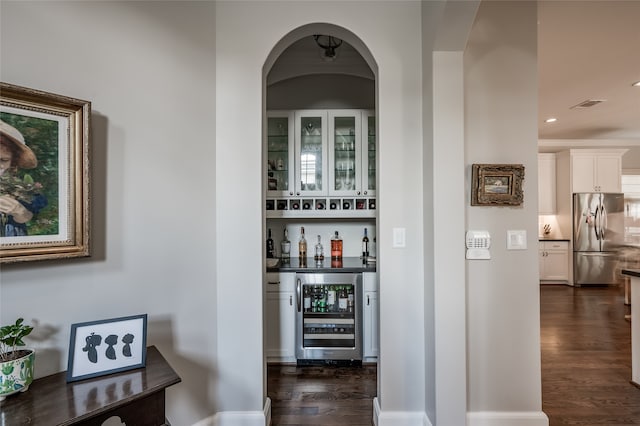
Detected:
[393,227,406,248]
[507,230,527,250]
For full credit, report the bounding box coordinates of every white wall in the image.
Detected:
[1,2,217,424]
[464,2,547,424]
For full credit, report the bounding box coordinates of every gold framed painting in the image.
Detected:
[0,82,91,263]
[471,163,525,206]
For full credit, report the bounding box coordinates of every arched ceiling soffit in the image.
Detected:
[266,27,375,87]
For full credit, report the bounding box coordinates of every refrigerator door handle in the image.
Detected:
[296,278,301,312]
[600,204,607,240]
[593,206,600,240]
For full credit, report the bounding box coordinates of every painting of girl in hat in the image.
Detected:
[0,117,52,237]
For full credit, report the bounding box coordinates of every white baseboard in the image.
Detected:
[467,411,549,426]
[373,397,433,426]
[191,399,271,426]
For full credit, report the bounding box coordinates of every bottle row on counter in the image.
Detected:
[266,226,370,260]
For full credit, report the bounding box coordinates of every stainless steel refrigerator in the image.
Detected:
[573,193,625,285]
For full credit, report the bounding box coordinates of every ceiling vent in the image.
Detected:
[570,99,606,109]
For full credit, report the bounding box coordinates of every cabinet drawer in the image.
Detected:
[265,272,295,292]
[541,241,568,251]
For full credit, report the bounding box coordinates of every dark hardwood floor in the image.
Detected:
[268,284,640,425]
[541,284,640,425]
[267,363,376,425]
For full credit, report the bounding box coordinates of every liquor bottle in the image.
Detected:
[331,231,343,259]
[281,228,291,259]
[299,226,307,258]
[314,235,324,261]
[362,228,369,259]
[266,228,275,258]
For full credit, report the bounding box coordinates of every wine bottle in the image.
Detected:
[281,228,291,259]
[266,228,275,258]
[362,228,369,259]
[299,226,307,258]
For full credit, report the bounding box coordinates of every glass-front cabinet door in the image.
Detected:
[328,110,362,196]
[266,111,294,197]
[295,110,327,197]
[361,111,376,197]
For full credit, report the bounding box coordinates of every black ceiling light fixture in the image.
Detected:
[313,35,343,61]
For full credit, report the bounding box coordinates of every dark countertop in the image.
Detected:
[267,257,376,273]
[622,269,640,278]
[539,238,570,241]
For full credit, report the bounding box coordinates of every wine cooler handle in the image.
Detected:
[296,279,301,312]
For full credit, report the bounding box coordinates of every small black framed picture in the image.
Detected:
[66,314,147,382]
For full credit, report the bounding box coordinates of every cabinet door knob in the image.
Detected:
[363,191,367,195]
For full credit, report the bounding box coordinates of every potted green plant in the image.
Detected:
[0,318,34,401]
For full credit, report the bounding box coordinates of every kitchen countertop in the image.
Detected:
[539,237,570,241]
[622,269,640,278]
[267,257,376,273]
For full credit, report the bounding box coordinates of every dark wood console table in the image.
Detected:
[0,345,181,425]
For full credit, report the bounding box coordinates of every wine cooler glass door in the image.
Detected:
[295,273,362,362]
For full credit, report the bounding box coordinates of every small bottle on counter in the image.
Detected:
[281,228,291,260]
[299,226,307,258]
[331,231,343,259]
[314,235,324,261]
[362,228,369,259]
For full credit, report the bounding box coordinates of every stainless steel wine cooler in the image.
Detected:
[295,273,362,363]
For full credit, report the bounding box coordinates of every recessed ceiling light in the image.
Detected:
[544,118,557,123]
[633,81,640,87]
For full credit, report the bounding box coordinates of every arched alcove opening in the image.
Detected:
[262,23,379,423]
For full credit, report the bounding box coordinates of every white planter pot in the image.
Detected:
[0,349,35,401]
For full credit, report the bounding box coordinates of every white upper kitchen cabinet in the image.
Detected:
[565,149,627,193]
[538,153,556,214]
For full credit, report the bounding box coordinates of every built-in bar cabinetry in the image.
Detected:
[538,153,557,214]
[264,272,296,363]
[362,272,379,361]
[265,109,376,218]
[264,270,379,363]
[539,240,569,283]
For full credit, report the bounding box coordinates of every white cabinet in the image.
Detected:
[266,111,295,198]
[539,241,569,283]
[264,272,296,363]
[538,153,556,214]
[295,110,329,197]
[569,150,625,193]
[363,272,379,360]
[265,109,376,218]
